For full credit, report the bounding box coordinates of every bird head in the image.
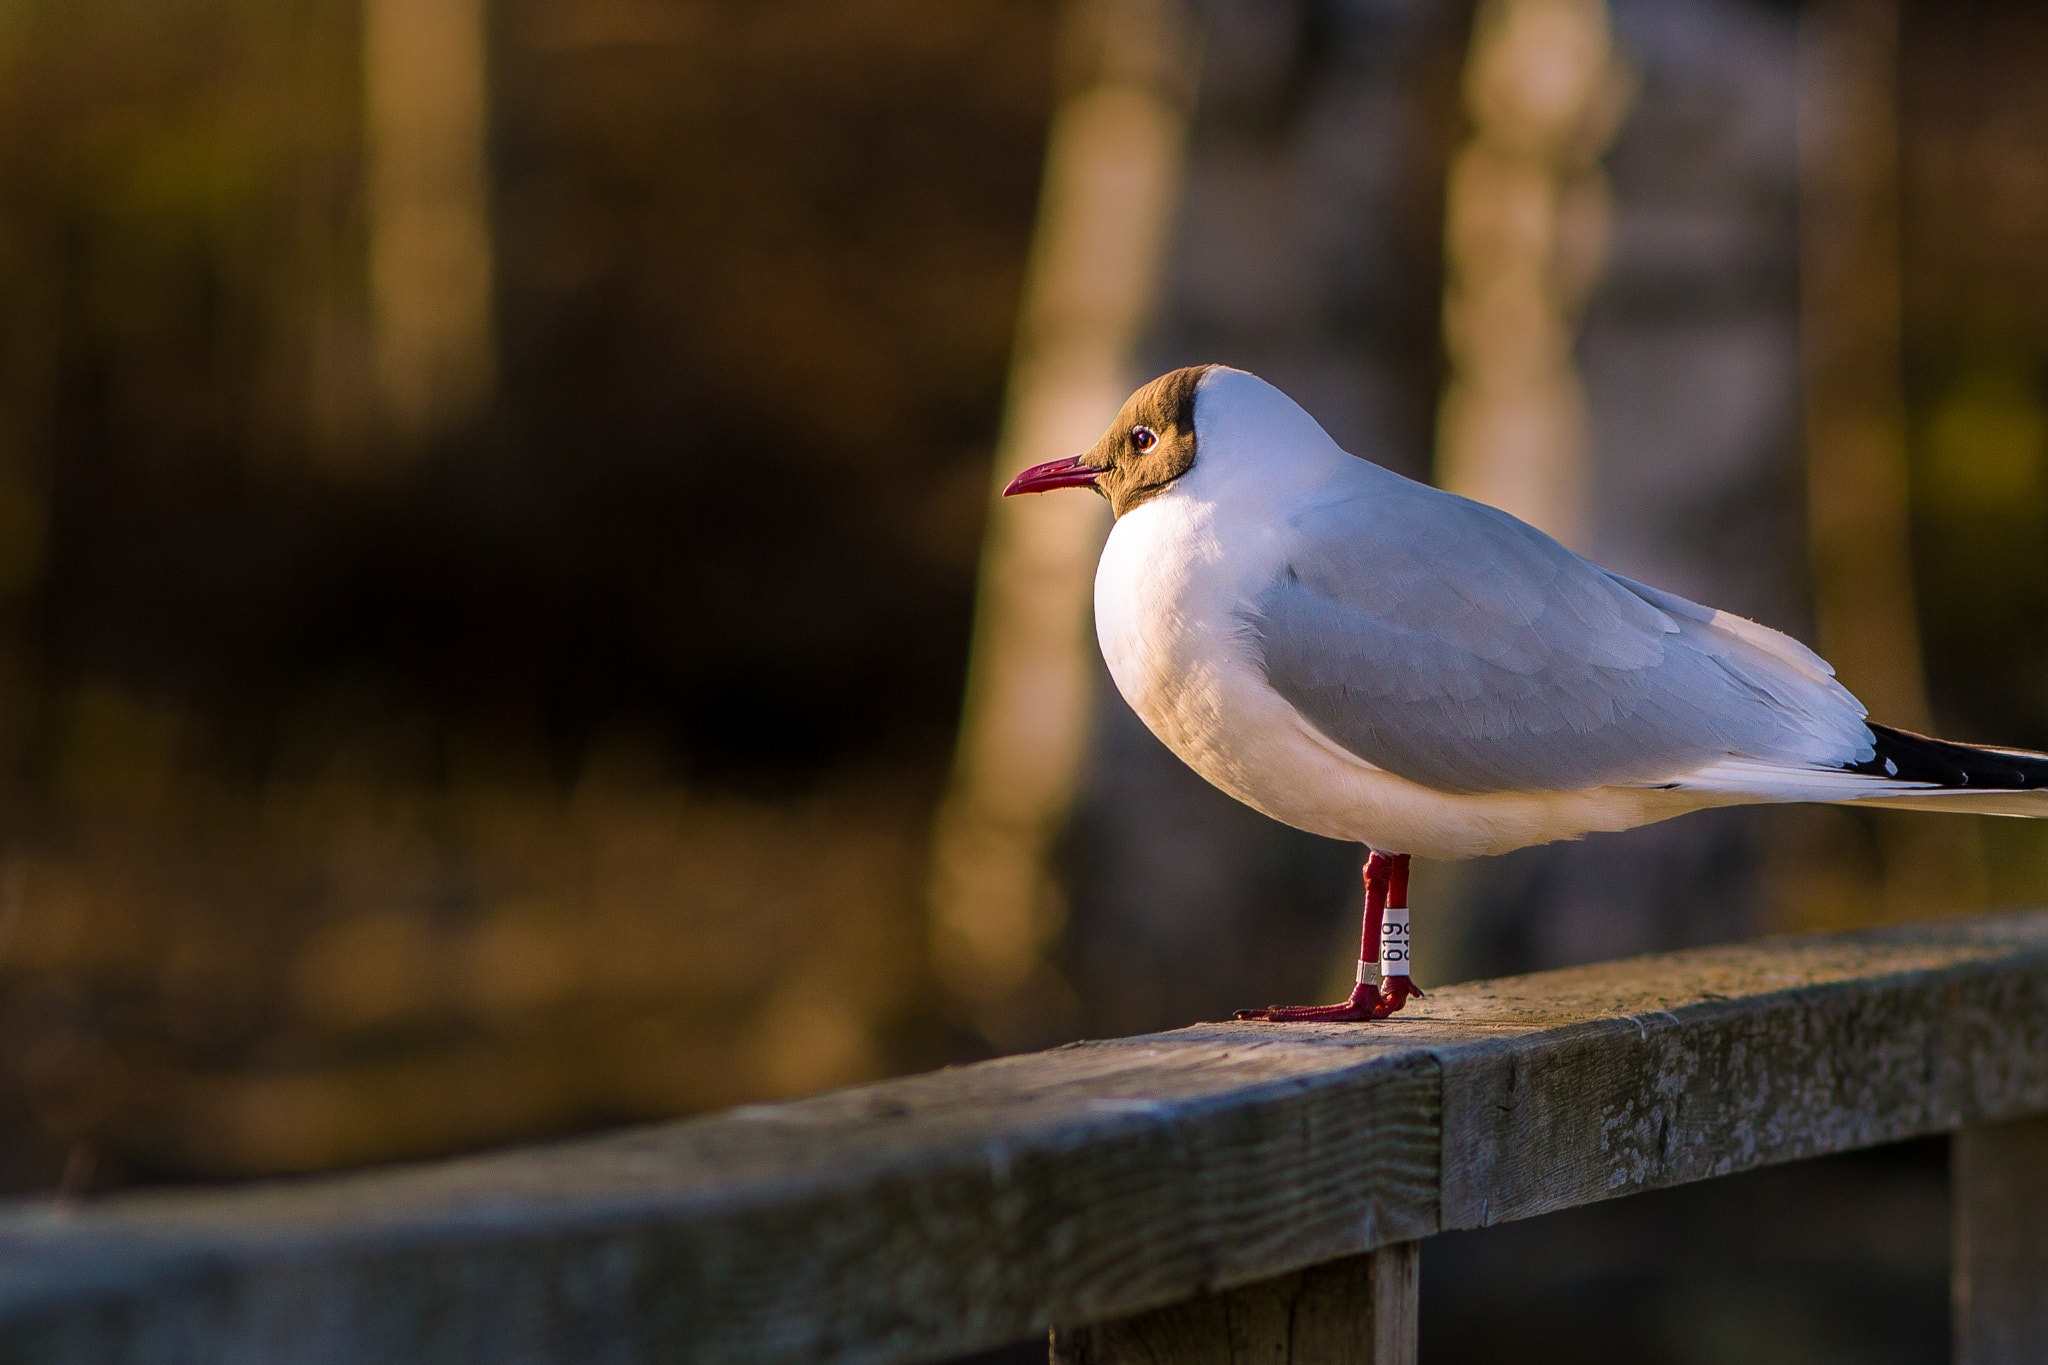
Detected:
[1002,364,1217,517]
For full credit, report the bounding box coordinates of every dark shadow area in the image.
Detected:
[0,0,1057,1192]
[1422,1140,1950,1365]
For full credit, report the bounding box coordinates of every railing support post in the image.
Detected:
[1050,1244,1418,1365]
[1954,1115,2048,1363]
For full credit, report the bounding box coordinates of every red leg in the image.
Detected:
[1235,851,1420,1023]
[1374,854,1425,1016]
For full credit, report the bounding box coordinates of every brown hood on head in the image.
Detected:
[1080,364,1215,517]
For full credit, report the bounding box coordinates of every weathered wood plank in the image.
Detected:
[0,911,2045,1365]
[1954,1113,2048,1364]
[1048,1244,1417,1365]
[0,1045,1443,1365]
[1433,918,2048,1227]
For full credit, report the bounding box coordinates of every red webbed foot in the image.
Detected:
[1371,976,1425,1018]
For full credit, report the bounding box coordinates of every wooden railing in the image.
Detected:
[3,910,2048,1363]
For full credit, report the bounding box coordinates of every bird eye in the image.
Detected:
[1131,426,1158,453]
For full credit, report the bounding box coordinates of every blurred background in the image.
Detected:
[1,0,2044,1358]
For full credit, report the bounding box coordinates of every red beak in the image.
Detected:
[1002,455,1102,497]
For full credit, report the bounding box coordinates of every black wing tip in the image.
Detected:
[1846,723,2048,791]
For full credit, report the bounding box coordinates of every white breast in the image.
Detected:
[1092,474,1695,860]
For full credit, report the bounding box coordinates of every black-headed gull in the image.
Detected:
[1004,365,2048,1022]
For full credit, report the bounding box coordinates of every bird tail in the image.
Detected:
[1831,723,2048,817]
[1664,723,2048,815]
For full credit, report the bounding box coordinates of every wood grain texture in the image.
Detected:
[1954,1114,2048,1364]
[1048,1244,1416,1365]
[1,911,2046,1365]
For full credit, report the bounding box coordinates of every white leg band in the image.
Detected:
[1379,907,1411,978]
[1355,958,1379,986]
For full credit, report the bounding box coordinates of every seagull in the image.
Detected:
[1003,364,2048,1022]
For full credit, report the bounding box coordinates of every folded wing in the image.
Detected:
[1249,471,1877,795]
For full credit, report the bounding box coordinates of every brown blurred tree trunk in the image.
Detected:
[1436,0,1631,551]
[364,0,495,447]
[1797,0,1983,924]
[928,0,1197,1046]
[1798,0,1923,730]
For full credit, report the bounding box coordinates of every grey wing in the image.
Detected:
[1249,477,1874,795]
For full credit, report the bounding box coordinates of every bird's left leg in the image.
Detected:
[1235,851,1421,1023]
[1372,853,1423,1017]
